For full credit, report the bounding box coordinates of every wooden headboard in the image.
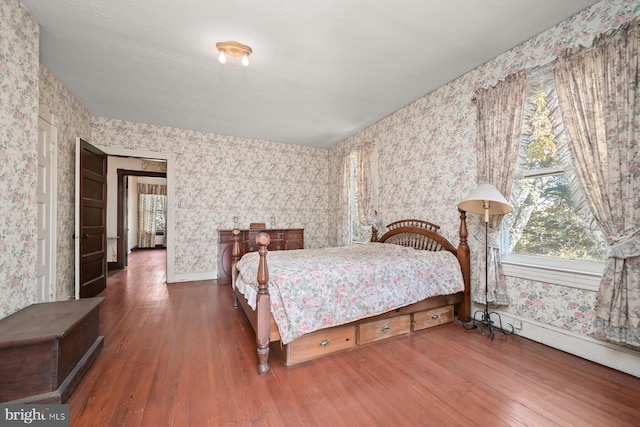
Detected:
[372,212,471,322]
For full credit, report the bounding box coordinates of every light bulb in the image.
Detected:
[241,53,249,67]
[218,51,227,64]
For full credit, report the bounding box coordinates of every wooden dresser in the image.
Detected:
[217,228,304,284]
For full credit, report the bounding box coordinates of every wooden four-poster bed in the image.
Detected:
[230,210,471,374]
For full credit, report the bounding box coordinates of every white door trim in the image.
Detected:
[37,104,58,301]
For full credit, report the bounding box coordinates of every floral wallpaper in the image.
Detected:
[329,0,640,339]
[91,118,329,276]
[141,159,167,172]
[0,0,39,318]
[508,278,597,336]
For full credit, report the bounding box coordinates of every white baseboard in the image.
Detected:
[172,271,217,283]
[484,308,640,378]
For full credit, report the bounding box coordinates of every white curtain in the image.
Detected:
[137,183,167,248]
[471,70,528,305]
[553,18,640,348]
[335,153,351,247]
[356,141,378,227]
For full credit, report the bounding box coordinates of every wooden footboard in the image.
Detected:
[231,231,274,374]
[254,233,271,375]
[231,211,471,375]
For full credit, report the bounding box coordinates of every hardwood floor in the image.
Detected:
[69,249,640,426]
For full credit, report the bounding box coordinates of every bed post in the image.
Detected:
[231,228,241,308]
[457,209,471,322]
[255,232,271,375]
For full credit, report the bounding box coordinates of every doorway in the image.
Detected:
[94,145,176,283]
[114,169,167,270]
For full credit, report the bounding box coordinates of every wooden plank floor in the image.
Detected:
[69,249,640,426]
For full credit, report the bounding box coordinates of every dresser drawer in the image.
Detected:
[357,314,411,345]
[269,230,286,240]
[246,240,285,252]
[284,325,356,365]
[245,230,286,252]
[218,230,236,243]
[267,241,285,251]
[245,231,263,244]
[284,229,304,240]
[411,305,454,331]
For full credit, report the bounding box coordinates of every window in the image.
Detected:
[507,68,606,263]
[349,152,372,243]
[154,195,166,233]
[140,194,167,233]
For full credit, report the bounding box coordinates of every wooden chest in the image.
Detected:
[412,305,454,331]
[0,298,104,403]
[278,325,356,365]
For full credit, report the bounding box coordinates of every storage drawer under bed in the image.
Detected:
[411,305,454,331]
[356,314,411,345]
[280,325,356,365]
[272,305,454,367]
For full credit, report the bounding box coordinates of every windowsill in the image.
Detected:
[502,253,604,291]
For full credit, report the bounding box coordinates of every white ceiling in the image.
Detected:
[23,0,600,148]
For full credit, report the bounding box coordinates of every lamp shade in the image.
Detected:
[458,183,512,217]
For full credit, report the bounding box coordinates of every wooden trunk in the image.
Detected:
[0,298,104,404]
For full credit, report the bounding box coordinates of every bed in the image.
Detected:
[230,211,471,374]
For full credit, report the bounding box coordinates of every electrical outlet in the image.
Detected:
[513,320,523,330]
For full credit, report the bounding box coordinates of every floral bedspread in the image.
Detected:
[235,243,464,344]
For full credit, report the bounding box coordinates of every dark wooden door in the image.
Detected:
[76,138,107,298]
[123,176,129,268]
[116,172,129,269]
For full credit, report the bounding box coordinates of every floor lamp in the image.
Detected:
[458,183,514,339]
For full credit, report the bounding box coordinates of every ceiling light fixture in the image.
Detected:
[216,41,252,67]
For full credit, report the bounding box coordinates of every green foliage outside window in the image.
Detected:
[511,88,606,261]
[155,202,166,231]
